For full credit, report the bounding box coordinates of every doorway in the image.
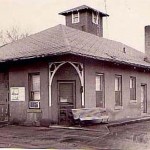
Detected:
[58,81,76,125]
[141,84,147,114]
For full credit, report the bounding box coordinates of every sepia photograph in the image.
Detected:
[0,0,150,149]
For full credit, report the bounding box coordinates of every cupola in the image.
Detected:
[59,5,109,37]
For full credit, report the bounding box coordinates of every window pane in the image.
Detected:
[115,77,119,91]
[72,12,79,23]
[96,74,104,91]
[96,74,104,107]
[96,91,103,107]
[100,76,103,91]
[115,91,122,106]
[96,75,100,91]
[59,83,73,103]
[115,76,121,91]
[92,13,98,24]
[74,17,78,23]
[33,91,40,100]
[115,75,122,106]
[130,78,133,88]
[32,75,40,91]
[29,73,40,101]
[130,77,136,100]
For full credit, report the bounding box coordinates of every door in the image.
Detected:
[58,81,75,125]
[141,84,147,114]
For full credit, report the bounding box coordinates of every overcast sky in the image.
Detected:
[0,0,150,52]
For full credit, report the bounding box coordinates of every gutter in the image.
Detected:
[1,51,150,70]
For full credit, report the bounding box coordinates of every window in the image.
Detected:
[96,74,105,107]
[92,12,98,24]
[29,73,40,101]
[130,77,136,100]
[72,12,80,23]
[115,75,122,106]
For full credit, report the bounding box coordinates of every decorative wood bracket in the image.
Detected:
[49,61,84,107]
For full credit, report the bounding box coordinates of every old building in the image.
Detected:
[0,5,150,126]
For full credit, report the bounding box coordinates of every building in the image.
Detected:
[0,5,150,126]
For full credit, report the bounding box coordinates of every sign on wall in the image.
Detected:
[10,87,25,101]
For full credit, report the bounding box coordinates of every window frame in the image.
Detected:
[95,73,105,108]
[72,12,80,24]
[115,75,122,107]
[130,76,136,101]
[28,73,41,101]
[92,12,99,24]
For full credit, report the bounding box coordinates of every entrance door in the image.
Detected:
[141,84,147,114]
[58,81,75,125]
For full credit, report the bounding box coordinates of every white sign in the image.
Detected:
[10,87,25,101]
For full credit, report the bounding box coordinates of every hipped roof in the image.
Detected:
[0,24,149,69]
[59,5,109,17]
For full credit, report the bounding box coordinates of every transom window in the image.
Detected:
[92,12,98,24]
[72,12,80,23]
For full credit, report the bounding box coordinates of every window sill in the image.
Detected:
[114,106,123,110]
[27,109,42,113]
[130,100,137,103]
[72,21,80,24]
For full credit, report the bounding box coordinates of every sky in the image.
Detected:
[0,0,150,52]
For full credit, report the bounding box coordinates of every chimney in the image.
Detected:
[145,25,150,56]
[59,5,109,37]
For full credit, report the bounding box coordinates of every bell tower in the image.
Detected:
[59,5,109,37]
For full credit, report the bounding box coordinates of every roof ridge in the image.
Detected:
[61,25,144,55]
[60,25,71,51]
[0,24,66,49]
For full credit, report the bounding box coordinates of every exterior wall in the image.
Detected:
[65,10,103,37]
[9,60,49,124]
[84,59,150,121]
[86,12,103,37]
[8,56,82,125]
[66,11,88,32]
[7,54,150,125]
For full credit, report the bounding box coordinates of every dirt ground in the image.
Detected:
[1,121,150,149]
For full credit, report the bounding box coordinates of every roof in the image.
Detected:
[59,5,109,17]
[0,24,149,69]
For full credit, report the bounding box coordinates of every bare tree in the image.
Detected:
[0,26,30,46]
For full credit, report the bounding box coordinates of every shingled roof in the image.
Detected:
[0,24,149,68]
[59,5,109,17]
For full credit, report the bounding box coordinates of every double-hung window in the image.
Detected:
[130,77,136,100]
[96,74,105,107]
[115,75,122,106]
[29,73,40,108]
[72,12,80,23]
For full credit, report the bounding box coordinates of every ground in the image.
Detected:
[1,121,150,149]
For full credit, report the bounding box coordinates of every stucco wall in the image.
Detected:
[7,55,150,124]
[84,59,150,121]
[9,60,49,124]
